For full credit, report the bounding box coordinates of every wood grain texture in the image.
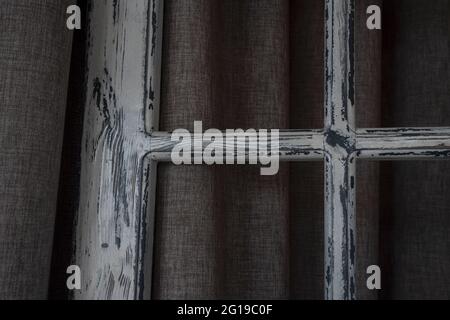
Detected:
[324,0,356,300]
[357,128,450,159]
[141,128,450,162]
[73,0,163,300]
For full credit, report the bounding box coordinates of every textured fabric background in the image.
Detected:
[0,0,449,299]
[0,0,73,299]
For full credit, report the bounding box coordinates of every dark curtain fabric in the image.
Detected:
[0,0,73,299]
[0,0,448,299]
[379,0,450,299]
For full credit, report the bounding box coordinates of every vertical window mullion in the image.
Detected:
[324,0,357,300]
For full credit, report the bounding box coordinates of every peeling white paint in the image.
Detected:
[73,0,450,301]
[324,0,356,300]
[74,0,163,300]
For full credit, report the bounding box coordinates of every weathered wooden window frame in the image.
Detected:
[74,0,450,300]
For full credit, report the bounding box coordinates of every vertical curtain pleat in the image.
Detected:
[217,0,290,299]
[288,0,384,300]
[0,0,73,299]
[154,0,226,299]
[1,0,449,300]
[380,0,450,299]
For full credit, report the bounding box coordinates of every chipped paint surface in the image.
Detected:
[148,130,325,162]
[74,0,163,300]
[324,0,356,300]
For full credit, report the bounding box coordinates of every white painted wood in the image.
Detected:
[323,0,356,300]
[357,128,450,159]
[71,0,450,301]
[74,0,163,300]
